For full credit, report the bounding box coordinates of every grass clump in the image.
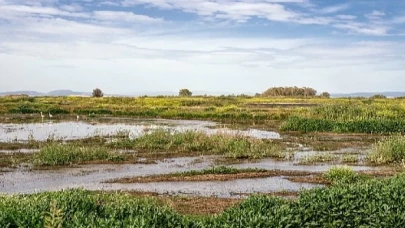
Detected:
[298,153,339,165]
[34,144,121,166]
[112,129,284,159]
[368,135,405,165]
[324,166,363,184]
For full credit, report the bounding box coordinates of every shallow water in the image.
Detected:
[0,119,281,142]
[1,154,388,197]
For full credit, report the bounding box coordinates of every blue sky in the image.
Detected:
[0,0,404,94]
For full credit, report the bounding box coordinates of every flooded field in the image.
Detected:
[0,119,280,142]
[0,117,397,199]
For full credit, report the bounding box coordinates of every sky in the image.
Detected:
[0,0,404,95]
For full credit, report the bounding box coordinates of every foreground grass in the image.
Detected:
[368,135,405,165]
[2,173,405,227]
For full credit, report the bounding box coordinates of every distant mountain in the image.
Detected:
[0,91,44,96]
[0,90,89,97]
[47,90,90,96]
[331,92,405,98]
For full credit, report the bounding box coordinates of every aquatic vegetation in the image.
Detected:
[111,129,284,159]
[368,135,405,165]
[324,166,363,184]
[33,144,123,166]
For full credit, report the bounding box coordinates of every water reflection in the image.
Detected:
[0,119,281,142]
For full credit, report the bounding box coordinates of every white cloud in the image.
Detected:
[93,11,164,23]
[318,3,349,14]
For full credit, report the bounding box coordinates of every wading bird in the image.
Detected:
[48,112,53,118]
[40,112,44,119]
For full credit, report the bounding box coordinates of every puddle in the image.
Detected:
[1,154,389,197]
[97,177,320,198]
[230,157,386,172]
[0,149,40,154]
[0,119,281,142]
[0,156,214,194]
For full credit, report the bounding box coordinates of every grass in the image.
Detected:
[323,166,364,184]
[298,153,339,165]
[33,144,124,166]
[368,135,405,165]
[2,173,405,227]
[111,129,285,159]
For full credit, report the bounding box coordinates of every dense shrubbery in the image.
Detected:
[262,86,317,97]
[2,173,405,227]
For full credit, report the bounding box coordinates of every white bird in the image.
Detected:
[40,112,44,119]
[76,115,80,121]
[48,112,53,118]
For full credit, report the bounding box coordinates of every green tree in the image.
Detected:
[320,92,331,98]
[179,89,192,97]
[92,88,104,97]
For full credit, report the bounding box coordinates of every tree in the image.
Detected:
[320,92,331,98]
[92,88,104,97]
[371,94,386,99]
[179,89,192,97]
[261,86,317,97]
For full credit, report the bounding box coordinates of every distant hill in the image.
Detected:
[0,90,90,97]
[331,92,405,98]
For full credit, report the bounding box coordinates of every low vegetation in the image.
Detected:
[111,129,284,159]
[324,166,364,184]
[368,135,405,165]
[33,144,123,166]
[2,173,405,227]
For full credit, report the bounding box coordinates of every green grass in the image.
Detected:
[368,135,405,165]
[2,173,405,227]
[33,144,123,166]
[323,166,364,184]
[111,129,284,159]
[281,116,405,133]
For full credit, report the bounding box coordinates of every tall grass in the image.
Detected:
[368,135,405,164]
[281,116,405,133]
[324,166,363,184]
[111,129,284,159]
[34,144,121,166]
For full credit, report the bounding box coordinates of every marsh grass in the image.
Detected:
[298,153,339,165]
[111,129,284,159]
[368,135,405,165]
[34,144,123,166]
[324,166,365,184]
